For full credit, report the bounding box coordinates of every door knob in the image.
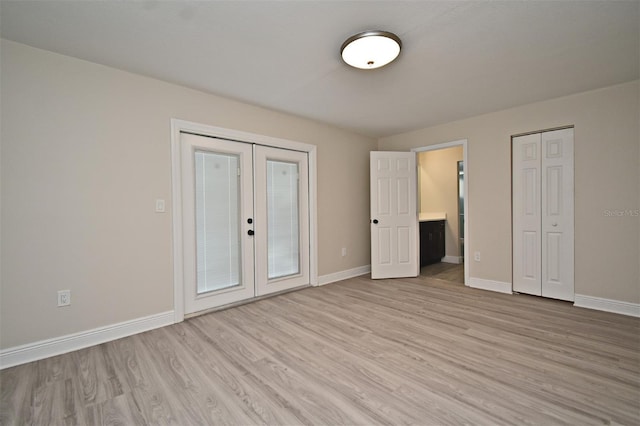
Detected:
[248,230,255,236]
[372,219,379,224]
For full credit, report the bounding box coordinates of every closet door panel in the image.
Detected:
[513,133,542,296]
[541,128,574,301]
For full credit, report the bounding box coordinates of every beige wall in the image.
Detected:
[0,40,377,349]
[380,80,640,304]
[418,147,463,258]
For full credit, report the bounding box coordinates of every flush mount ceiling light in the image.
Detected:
[340,30,402,70]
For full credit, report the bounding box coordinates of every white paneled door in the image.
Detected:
[512,128,574,301]
[181,133,309,314]
[370,151,419,279]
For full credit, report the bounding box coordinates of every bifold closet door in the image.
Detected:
[513,128,574,301]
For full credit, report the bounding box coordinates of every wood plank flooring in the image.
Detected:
[1,275,639,425]
[420,262,465,284]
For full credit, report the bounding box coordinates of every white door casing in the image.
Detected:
[370,151,419,279]
[512,128,574,301]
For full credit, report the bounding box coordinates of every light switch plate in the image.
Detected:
[155,199,166,213]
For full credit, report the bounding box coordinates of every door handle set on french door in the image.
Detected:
[248,218,254,236]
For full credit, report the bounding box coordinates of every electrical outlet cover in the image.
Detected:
[57,290,71,307]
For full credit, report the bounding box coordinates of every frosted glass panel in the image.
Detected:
[267,160,300,279]
[195,151,241,294]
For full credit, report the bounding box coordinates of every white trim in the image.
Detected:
[468,277,512,294]
[308,148,318,286]
[171,120,185,323]
[170,119,318,321]
[442,256,463,264]
[412,139,469,287]
[0,311,174,370]
[574,294,640,317]
[171,119,316,153]
[318,265,371,286]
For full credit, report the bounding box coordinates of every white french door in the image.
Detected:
[512,128,574,301]
[370,151,419,279]
[254,145,309,296]
[181,134,254,313]
[181,132,309,314]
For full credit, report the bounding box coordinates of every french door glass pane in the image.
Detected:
[194,150,241,294]
[267,160,300,279]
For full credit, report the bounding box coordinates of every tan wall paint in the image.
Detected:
[380,80,640,304]
[418,147,463,258]
[0,40,377,349]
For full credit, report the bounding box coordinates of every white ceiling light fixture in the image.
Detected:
[341,30,402,70]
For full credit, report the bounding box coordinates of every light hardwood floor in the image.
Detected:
[1,275,639,425]
[420,262,465,284]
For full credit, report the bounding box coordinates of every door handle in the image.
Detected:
[248,230,255,236]
[372,219,379,224]
[551,223,558,227]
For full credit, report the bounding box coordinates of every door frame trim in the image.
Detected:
[170,119,318,323]
[411,139,469,286]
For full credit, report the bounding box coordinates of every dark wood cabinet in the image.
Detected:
[420,220,445,266]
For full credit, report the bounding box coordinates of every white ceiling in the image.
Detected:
[1,1,638,138]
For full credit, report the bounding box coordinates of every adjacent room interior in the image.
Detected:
[1,1,638,424]
[417,145,466,285]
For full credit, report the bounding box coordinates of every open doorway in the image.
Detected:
[412,140,469,286]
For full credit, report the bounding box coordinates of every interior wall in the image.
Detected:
[418,147,463,258]
[379,80,640,304]
[0,40,377,349]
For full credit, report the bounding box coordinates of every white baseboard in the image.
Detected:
[574,294,640,318]
[318,265,371,286]
[0,311,175,370]
[442,256,463,264]
[468,277,512,294]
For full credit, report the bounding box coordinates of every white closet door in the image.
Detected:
[181,133,255,314]
[513,133,542,296]
[512,128,574,301]
[254,146,310,296]
[541,128,574,301]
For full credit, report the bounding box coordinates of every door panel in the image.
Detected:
[523,231,538,279]
[397,227,410,263]
[255,146,310,296]
[181,133,254,314]
[370,152,418,279]
[513,133,542,296]
[541,128,574,301]
[378,228,392,264]
[377,178,391,215]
